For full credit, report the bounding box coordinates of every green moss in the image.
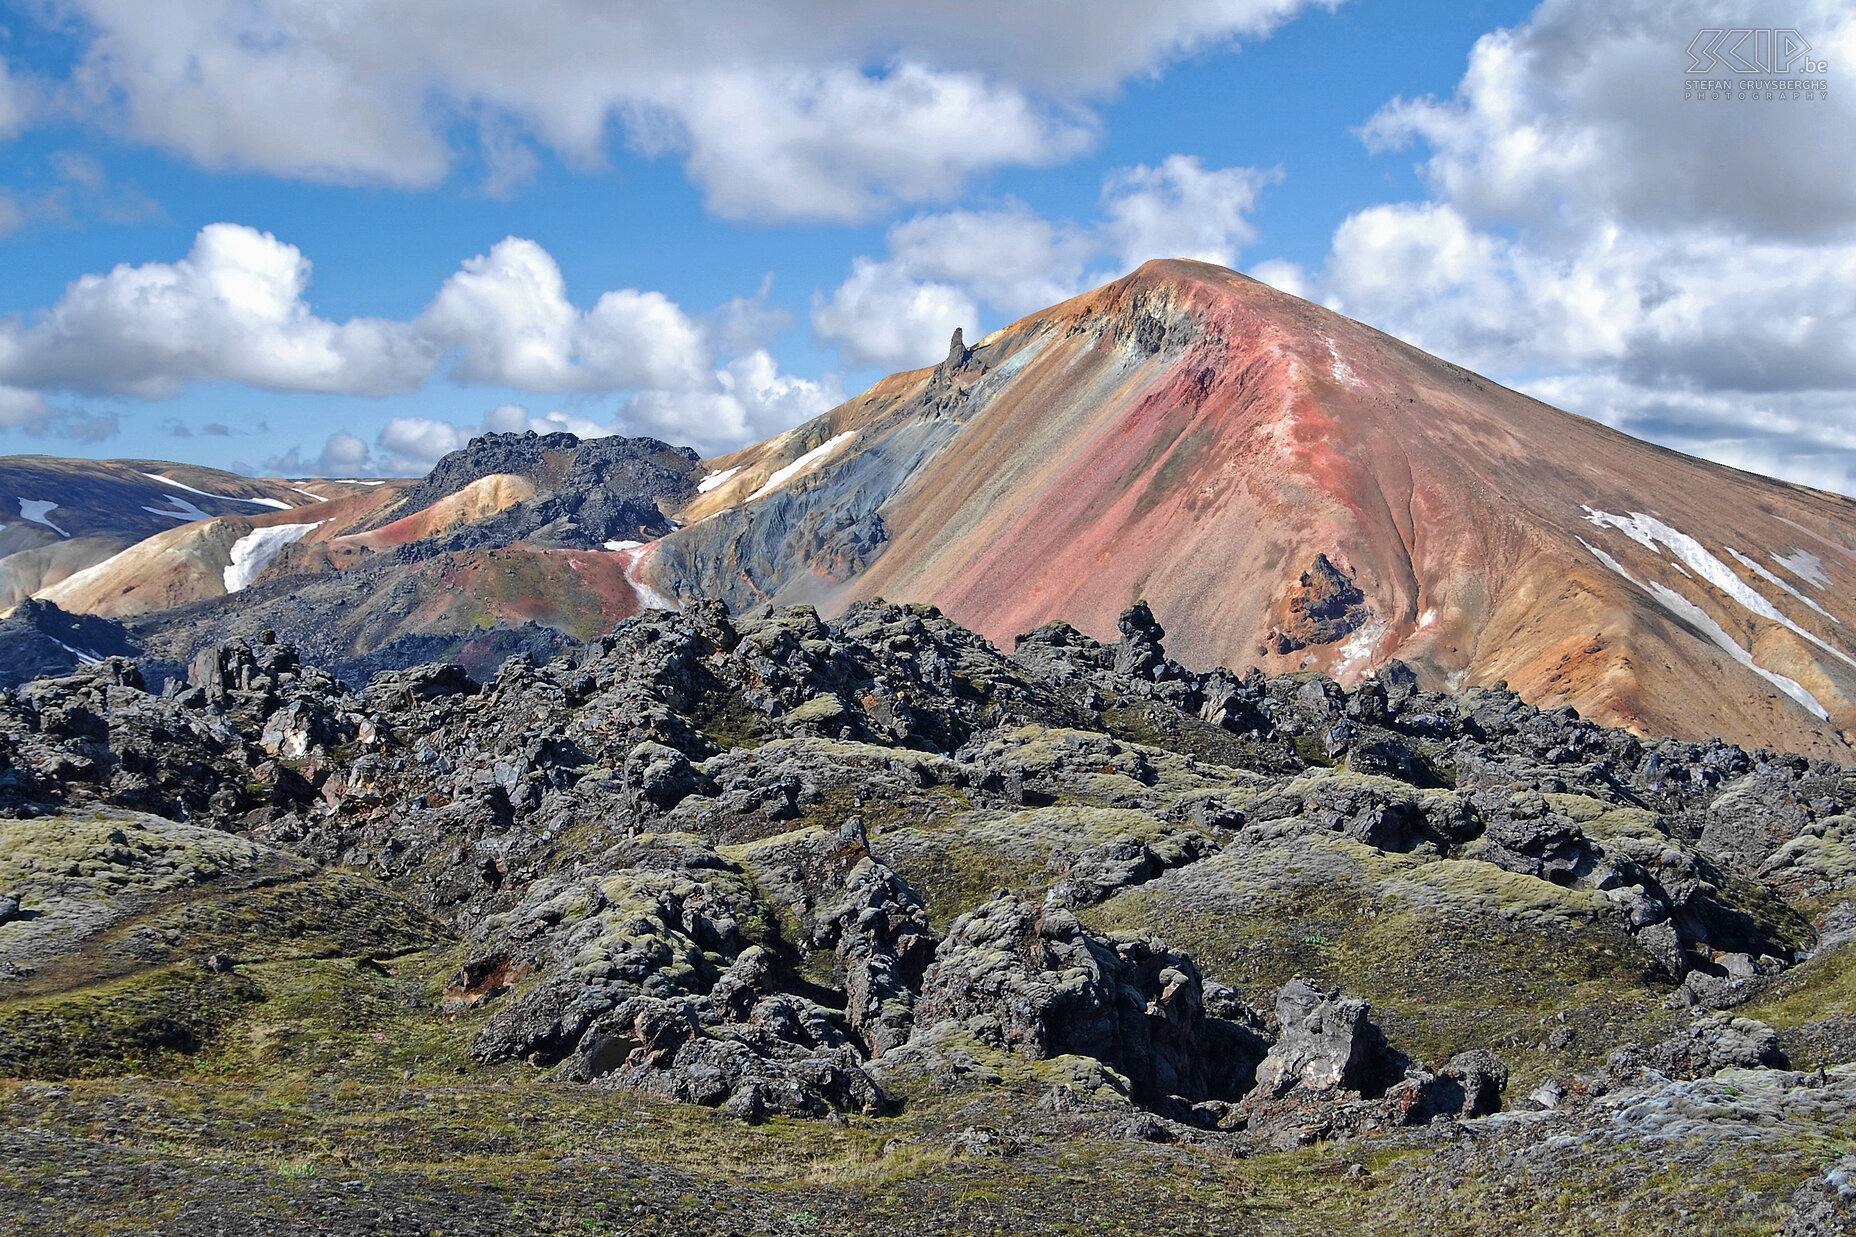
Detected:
[0,965,265,1079]
[1100,704,1275,771]
[1081,840,1665,1087]
[142,869,450,962]
[691,687,762,751]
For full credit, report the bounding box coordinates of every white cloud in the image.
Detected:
[1296,0,1856,494]
[710,282,795,355]
[317,429,372,473]
[1249,258,1312,299]
[262,430,376,477]
[367,349,842,474]
[885,206,1097,317]
[644,61,1093,222]
[37,0,1328,221]
[417,237,712,393]
[812,257,979,369]
[0,223,434,397]
[813,157,1276,367]
[0,385,53,428]
[0,56,32,142]
[1101,155,1277,270]
[628,350,844,449]
[1361,0,1856,241]
[0,225,835,454]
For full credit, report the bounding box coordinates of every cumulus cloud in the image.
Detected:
[628,350,845,449]
[35,0,1325,221]
[0,385,55,428]
[646,61,1093,222]
[0,224,838,452]
[365,352,843,475]
[263,431,376,478]
[814,157,1276,367]
[1361,0,1856,241]
[0,223,435,397]
[710,282,795,355]
[418,238,712,392]
[1294,0,1856,493]
[1101,156,1278,271]
[812,257,980,369]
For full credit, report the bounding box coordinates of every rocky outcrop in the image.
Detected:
[372,430,700,543]
[1649,1013,1788,1076]
[0,600,140,690]
[1265,554,1370,656]
[907,896,1264,1109]
[0,596,1843,1140]
[820,859,937,1056]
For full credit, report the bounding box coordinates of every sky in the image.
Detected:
[0,0,1851,493]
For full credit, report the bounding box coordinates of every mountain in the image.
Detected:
[8,261,1855,759]
[644,260,1856,759]
[7,434,698,682]
[0,455,359,610]
[0,597,140,688]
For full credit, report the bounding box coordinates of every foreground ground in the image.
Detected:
[4,601,1856,1234]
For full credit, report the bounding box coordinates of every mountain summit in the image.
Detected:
[645,259,1856,758]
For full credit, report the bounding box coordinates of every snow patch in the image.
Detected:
[1417,608,1439,628]
[1331,619,1387,677]
[52,638,102,666]
[747,432,855,502]
[695,466,740,494]
[1773,548,1830,589]
[223,523,323,593]
[144,494,213,522]
[17,499,67,537]
[1727,547,1836,622]
[143,472,292,509]
[1579,537,1830,720]
[1582,507,1854,669]
[603,540,644,552]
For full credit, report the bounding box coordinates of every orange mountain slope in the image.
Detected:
[650,259,1856,758]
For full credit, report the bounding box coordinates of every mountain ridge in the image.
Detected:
[7,259,1855,760]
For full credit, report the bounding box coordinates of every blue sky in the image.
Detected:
[0,0,1851,492]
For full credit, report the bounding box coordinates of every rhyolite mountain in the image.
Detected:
[8,435,700,683]
[7,259,1856,760]
[646,260,1856,760]
[0,455,357,611]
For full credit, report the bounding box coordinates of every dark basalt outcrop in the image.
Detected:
[372,430,701,541]
[1,594,1850,1137]
[1265,553,1369,656]
[0,600,140,690]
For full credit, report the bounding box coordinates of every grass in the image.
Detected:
[0,964,266,1079]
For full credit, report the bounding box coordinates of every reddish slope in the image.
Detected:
[656,260,1856,758]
